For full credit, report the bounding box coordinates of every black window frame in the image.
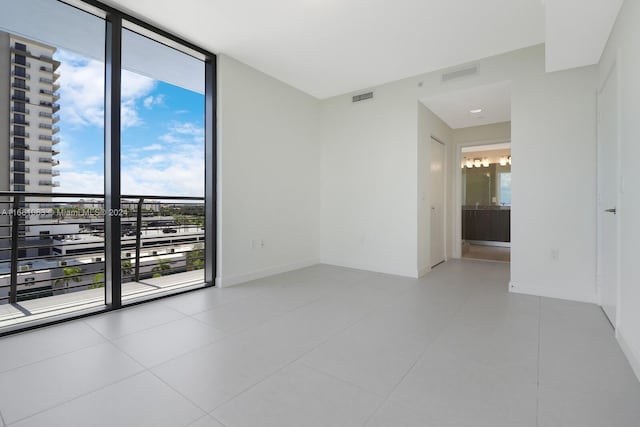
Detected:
[0,0,217,337]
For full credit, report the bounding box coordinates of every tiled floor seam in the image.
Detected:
[182,294,324,333]
[2,369,147,426]
[209,414,227,427]
[82,308,187,342]
[146,368,212,415]
[299,362,388,398]
[206,300,388,414]
[536,296,542,427]
[359,296,473,426]
[0,338,109,376]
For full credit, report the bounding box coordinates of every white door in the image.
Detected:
[430,137,445,267]
[597,64,619,326]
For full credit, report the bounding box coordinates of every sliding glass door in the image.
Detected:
[0,0,215,334]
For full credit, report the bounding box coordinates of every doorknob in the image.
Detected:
[604,207,617,214]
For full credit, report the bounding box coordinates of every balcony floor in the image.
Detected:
[0,270,205,330]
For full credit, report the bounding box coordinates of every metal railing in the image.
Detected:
[0,192,205,306]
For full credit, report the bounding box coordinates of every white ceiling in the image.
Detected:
[421,81,511,129]
[99,0,544,99]
[98,0,621,99]
[545,0,624,72]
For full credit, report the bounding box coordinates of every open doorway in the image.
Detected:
[460,143,511,262]
[420,80,512,266]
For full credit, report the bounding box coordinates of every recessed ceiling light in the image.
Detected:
[470,108,483,114]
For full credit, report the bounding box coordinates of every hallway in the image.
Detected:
[0,260,638,426]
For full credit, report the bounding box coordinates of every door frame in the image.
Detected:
[596,56,622,328]
[430,135,447,268]
[453,138,511,259]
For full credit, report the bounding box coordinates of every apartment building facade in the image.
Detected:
[1,31,61,259]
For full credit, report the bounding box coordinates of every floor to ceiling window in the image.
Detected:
[0,0,215,335]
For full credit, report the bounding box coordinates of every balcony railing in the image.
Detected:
[0,192,206,330]
[11,59,30,68]
[39,101,60,111]
[11,107,30,114]
[12,82,29,90]
[39,135,60,144]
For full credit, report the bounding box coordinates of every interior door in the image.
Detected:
[597,64,619,326]
[430,137,445,267]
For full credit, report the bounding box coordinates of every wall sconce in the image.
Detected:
[465,158,473,168]
[481,158,490,167]
[499,156,508,166]
[473,158,481,168]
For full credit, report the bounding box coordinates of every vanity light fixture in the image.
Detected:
[499,156,508,166]
[473,158,482,168]
[465,158,474,168]
[481,158,490,167]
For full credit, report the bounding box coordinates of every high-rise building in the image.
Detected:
[1,32,60,258]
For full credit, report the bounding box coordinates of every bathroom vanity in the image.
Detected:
[462,206,510,243]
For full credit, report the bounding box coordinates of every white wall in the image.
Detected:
[319,84,419,277]
[217,55,320,286]
[418,103,453,275]
[599,0,640,379]
[320,45,599,302]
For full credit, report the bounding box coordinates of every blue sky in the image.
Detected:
[54,50,205,197]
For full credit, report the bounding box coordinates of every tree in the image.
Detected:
[54,266,82,290]
[187,245,204,271]
[89,273,104,289]
[121,260,133,280]
[151,258,171,278]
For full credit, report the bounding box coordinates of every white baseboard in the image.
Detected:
[319,259,419,278]
[216,259,320,287]
[616,327,640,383]
[418,266,430,277]
[509,282,598,304]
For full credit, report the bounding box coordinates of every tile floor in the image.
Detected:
[0,260,638,426]
[461,243,511,262]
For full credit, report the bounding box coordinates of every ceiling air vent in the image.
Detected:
[441,66,478,82]
[352,92,373,103]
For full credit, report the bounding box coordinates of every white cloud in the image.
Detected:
[83,156,100,165]
[56,50,155,129]
[56,170,104,195]
[142,144,162,151]
[120,144,204,196]
[159,121,205,145]
[143,94,165,109]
